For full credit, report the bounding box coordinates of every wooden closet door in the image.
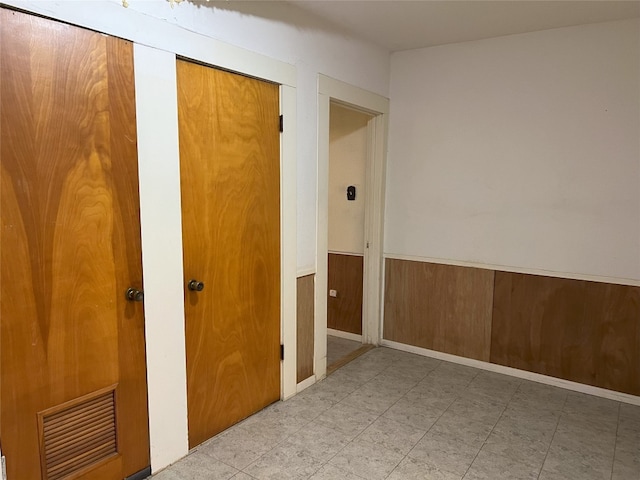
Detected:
[177,59,281,448]
[0,9,150,480]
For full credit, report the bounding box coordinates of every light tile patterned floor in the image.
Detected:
[327,335,362,367]
[150,347,640,480]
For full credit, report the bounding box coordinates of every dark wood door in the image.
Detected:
[1,9,150,480]
[177,59,281,448]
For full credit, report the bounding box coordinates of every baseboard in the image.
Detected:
[381,339,640,406]
[327,329,362,342]
[296,375,316,393]
[315,356,327,381]
[125,466,152,480]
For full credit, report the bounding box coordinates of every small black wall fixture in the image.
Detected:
[347,185,356,201]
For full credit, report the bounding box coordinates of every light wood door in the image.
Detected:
[177,59,281,448]
[0,9,150,480]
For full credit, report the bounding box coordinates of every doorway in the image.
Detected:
[316,75,390,379]
[326,103,374,372]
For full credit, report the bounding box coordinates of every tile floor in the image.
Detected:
[327,335,362,367]
[151,347,640,480]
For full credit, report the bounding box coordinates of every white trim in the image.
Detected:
[384,253,640,287]
[328,251,365,257]
[319,75,389,115]
[295,375,317,394]
[134,45,189,471]
[327,329,363,343]
[1,453,6,480]
[296,267,316,278]
[379,255,387,347]
[316,75,390,380]
[316,356,327,382]
[381,340,640,407]
[363,112,388,346]
[281,85,297,402]
[1,1,296,87]
[315,91,330,382]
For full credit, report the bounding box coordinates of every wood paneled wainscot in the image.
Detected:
[297,274,315,383]
[383,259,495,361]
[383,258,640,397]
[328,253,364,335]
[491,272,640,396]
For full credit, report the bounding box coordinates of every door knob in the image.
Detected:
[126,288,144,302]
[188,279,205,292]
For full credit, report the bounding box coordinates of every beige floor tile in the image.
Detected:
[463,447,540,480]
[149,347,635,480]
[408,432,481,476]
[281,420,352,462]
[243,443,324,480]
[153,451,239,480]
[357,416,427,455]
[328,438,404,480]
[388,456,462,480]
[314,402,379,438]
[308,464,366,480]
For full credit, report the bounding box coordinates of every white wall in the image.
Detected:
[386,19,640,284]
[328,104,370,254]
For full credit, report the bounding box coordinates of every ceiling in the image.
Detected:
[289,0,640,51]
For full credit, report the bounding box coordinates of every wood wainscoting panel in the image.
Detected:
[328,254,363,335]
[491,272,640,396]
[297,275,315,383]
[587,282,640,394]
[383,259,495,361]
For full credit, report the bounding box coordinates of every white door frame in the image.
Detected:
[315,75,389,379]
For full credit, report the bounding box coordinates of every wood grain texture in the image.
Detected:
[177,59,281,448]
[296,275,315,383]
[491,272,640,395]
[328,253,363,334]
[1,8,149,480]
[383,259,495,361]
[326,344,374,376]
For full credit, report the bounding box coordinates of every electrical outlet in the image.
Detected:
[329,289,337,298]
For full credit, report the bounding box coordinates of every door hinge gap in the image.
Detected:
[280,344,284,360]
[279,114,284,133]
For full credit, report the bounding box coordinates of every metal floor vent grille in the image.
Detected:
[38,387,118,480]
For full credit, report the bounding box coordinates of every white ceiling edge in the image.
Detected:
[290,0,640,51]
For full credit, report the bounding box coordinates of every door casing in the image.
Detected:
[316,75,390,381]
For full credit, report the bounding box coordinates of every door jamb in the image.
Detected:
[316,75,389,380]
